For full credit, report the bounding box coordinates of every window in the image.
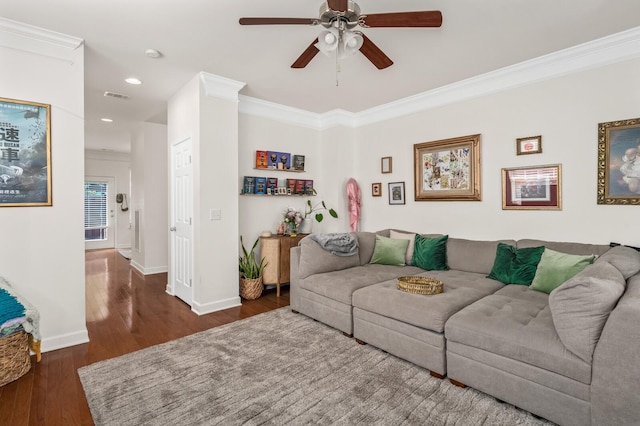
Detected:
[84,182,108,241]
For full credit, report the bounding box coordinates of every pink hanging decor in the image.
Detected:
[346,178,361,232]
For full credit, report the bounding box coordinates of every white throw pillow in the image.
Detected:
[389,230,417,266]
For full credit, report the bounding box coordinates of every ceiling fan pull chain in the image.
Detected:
[335,49,340,86]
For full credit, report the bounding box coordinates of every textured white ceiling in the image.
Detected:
[2,0,640,152]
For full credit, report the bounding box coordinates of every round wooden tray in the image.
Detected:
[396,276,443,295]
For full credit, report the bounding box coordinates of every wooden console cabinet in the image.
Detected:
[260,234,307,297]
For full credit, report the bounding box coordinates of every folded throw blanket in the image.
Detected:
[0,276,41,361]
[310,233,358,257]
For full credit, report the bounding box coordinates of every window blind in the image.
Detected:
[84,182,108,230]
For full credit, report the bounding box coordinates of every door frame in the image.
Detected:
[168,137,194,306]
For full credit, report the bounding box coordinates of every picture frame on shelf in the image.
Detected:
[0,97,52,207]
[255,150,269,168]
[372,182,382,197]
[501,164,562,210]
[381,156,392,174]
[516,135,542,155]
[254,177,267,195]
[293,155,305,171]
[268,151,291,170]
[388,182,405,205]
[242,176,255,194]
[597,117,640,205]
[414,134,482,201]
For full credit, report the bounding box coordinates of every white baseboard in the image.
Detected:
[41,329,89,353]
[131,261,168,275]
[192,296,241,316]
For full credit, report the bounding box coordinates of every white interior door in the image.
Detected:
[84,177,115,250]
[170,138,193,306]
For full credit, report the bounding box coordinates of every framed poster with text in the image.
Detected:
[0,97,52,206]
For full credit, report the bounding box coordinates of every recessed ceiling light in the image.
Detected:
[125,77,143,85]
[145,49,162,59]
[101,118,113,122]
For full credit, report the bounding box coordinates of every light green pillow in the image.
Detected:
[530,248,595,294]
[370,235,409,266]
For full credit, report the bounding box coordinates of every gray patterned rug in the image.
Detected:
[78,308,553,425]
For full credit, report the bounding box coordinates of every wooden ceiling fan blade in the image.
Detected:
[239,17,317,25]
[361,11,443,28]
[291,39,320,68]
[327,0,348,12]
[359,34,393,69]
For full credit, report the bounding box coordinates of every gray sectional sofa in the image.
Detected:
[289,230,640,426]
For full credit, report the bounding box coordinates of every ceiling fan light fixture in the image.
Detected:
[341,30,363,57]
[315,27,340,55]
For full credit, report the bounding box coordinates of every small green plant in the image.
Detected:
[239,235,267,279]
[304,190,338,223]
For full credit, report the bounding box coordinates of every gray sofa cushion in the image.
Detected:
[596,245,640,279]
[446,285,592,384]
[298,237,360,279]
[517,239,610,256]
[354,232,377,265]
[549,261,626,363]
[301,264,425,305]
[447,238,516,275]
[353,270,503,333]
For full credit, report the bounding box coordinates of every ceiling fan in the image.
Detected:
[239,0,442,70]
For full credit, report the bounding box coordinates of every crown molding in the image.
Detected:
[0,17,83,64]
[238,95,323,129]
[200,72,246,102]
[239,25,640,129]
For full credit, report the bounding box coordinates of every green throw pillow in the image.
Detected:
[370,235,409,266]
[530,248,595,294]
[487,243,544,285]
[412,234,449,271]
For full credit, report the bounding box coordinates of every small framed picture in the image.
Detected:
[388,182,405,205]
[516,136,542,155]
[372,182,382,197]
[381,156,392,174]
[293,154,305,171]
[502,164,562,210]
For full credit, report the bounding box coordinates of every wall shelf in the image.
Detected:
[253,168,305,173]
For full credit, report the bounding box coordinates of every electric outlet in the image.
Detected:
[210,209,222,221]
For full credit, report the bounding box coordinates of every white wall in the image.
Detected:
[168,73,244,314]
[237,114,353,251]
[130,123,168,274]
[0,21,87,351]
[354,57,640,246]
[84,150,132,248]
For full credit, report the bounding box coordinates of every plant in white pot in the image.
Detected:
[299,193,338,234]
[239,235,267,300]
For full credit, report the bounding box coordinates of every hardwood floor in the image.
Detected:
[0,249,290,425]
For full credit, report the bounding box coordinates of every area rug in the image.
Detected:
[78,308,553,426]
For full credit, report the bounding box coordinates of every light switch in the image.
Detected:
[210,209,222,220]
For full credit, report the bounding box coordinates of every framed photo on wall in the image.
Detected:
[0,97,52,207]
[516,135,542,155]
[381,156,392,174]
[502,164,562,210]
[597,117,640,205]
[372,182,382,197]
[414,134,481,201]
[388,182,405,205]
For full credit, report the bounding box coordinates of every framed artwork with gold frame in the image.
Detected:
[414,134,481,201]
[0,97,52,207]
[597,117,640,205]
[502,164,562,210]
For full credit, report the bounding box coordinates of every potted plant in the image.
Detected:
[239,235,267,300]
[300,192,338,233]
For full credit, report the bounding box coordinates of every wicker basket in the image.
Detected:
[0,330,31,387]
[240,276,264,300]
[397,276,443,295]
